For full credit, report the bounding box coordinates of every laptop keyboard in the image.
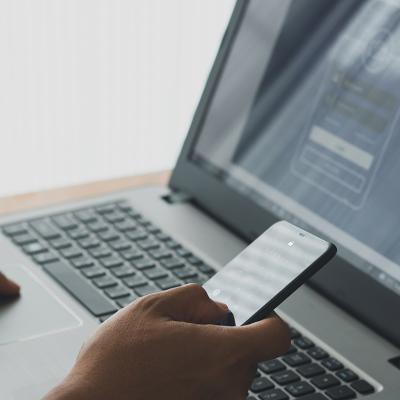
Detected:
[248,325,375,400]
[1,200,376,399]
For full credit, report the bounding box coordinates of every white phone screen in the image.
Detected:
[203,221,330,325]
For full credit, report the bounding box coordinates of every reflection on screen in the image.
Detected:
[203,222,329,325]
[192,0,400,295]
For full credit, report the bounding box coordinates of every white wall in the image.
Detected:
[0,0,234,197]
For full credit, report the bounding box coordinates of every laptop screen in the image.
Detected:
[190,0,400,297]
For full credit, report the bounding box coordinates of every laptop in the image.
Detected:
[1,0,399,399]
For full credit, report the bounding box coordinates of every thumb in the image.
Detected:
[155,284,229,324]
[224,313,290,362]
[0,272,20,297]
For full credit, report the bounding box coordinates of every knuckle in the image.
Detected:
[134,292,163,311]
[184,283,208,298]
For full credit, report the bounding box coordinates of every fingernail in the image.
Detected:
[7,278,20,293]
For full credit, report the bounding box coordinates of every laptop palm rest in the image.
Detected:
[0,264,80,345]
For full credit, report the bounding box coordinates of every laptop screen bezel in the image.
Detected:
[169,0,400,348]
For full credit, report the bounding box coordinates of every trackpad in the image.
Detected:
[0,264,80,345]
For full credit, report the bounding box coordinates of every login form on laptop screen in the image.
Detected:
[191,0,400,296]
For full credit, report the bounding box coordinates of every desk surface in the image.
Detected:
[0,171,170,216]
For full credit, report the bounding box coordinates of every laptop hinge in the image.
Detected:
[162,190,192,205]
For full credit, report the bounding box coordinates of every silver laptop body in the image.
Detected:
[1,1,399,399]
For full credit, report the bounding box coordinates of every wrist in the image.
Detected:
[43,374,94,400]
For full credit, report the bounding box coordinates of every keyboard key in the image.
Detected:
[137,239,160,250]
[149,248,172,260]
[13,233,38,246]
[114,219,137,232]
[97,229,121,242]
[293,394,328,400]
[88,221,109,233]
[350,379,374,394]
[95,204,116,214]
[285,345,298,354]
[197,263,216,276]
[50,238,72,250]
[282,353,311,367]
[161,257,185,269]
[155,232,170,241]
[71,257,95,269]
[104,285,131,299]
[78,237,101,249]
[187,255,202,265]
[132,257,156,270]
[155,276,182,290]
[116,201,133,212]
[116,294,138,308]
[30,220,61,239]
[93,274,118,289]
[74,209,97,223]
[271,370,300,385]
[135,215,151,226]
[125,229,148,241]
[43,261,117,316]
[184,275,206,285]
[89,246,112,259]
[134,283,159,297]
[250,377,274,393]
[81,265,106,279]
[321,358,343,371]
[60,246,83,259]
[143,265,168,280]
[335,369,358,383]
[325,385,356,400]
[68,228,90,240]
[104,211,125,223]
[145,223,161,234]
[3,223,27,236]
[165,239,180,249]
[297,363,324,378]
[294,337,314,349]
[311,374,340,389]
[52,214,78,230]
[259,359,286,374]
[307,347,329,360]
[109,240,132,251]
[176,247,192,258]
[101,256,124,269]
[120,248,143,260]
[285,381,314,397]
[111,264,136,278]
[259,388,288,400]
[290,327,301,339]
[173,266,198,280]
[99,312,116,323]
[123,274,148,288]
[23,242,47,255]
[33,251,59,264]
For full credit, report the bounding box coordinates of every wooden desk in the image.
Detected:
[0,171,170,216]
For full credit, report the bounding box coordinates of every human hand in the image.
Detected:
[45,284,290,400]
[0,271,20,297]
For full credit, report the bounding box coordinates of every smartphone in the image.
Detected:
[203,221,336,326]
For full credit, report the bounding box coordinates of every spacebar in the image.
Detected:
[43,261,118,317]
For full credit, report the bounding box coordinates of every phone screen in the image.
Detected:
[203,221,331,325]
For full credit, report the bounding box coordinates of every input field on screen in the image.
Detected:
[300,146,365,192]
[309,126,374,170]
